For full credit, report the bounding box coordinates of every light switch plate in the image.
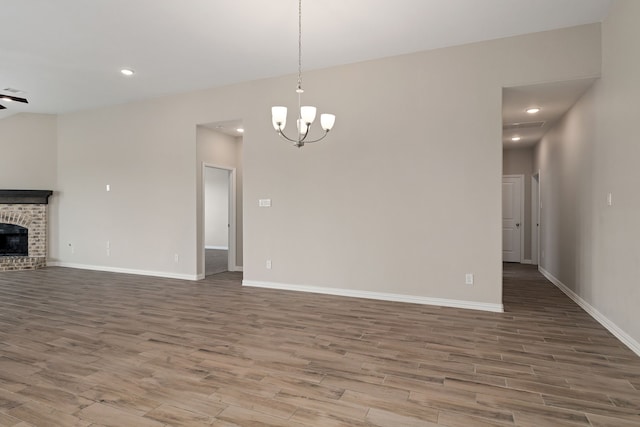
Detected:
[259,199,272,207]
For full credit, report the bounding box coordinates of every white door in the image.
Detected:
[502,175,523,262]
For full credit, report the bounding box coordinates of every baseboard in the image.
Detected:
[242,280,503,313]
[522,259,533,265]
[233,266,244,272]
[539,266,640,357]
[205,246,229,250]
[47,262,199,281]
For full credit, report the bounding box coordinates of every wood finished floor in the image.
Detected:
[0,264,638,426]
[205,249,228,277]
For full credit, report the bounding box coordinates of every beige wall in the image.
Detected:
[196,126,244,272]
[48,24,601,306]
[241,24,599,307]
[535,0,640,349]
[55,103,198,276]
[503,147,535,261]
[0,113,59,259]
[0,113,57,188]
[535,87,596,288]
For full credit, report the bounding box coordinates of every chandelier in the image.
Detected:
[271,0,335,148]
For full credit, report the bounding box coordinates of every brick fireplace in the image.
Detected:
[0,190,53,271]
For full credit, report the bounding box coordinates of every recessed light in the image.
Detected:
[526,107,540,114]
[120,68,135,76]
[236,128,244,133]
[511,136,521,142]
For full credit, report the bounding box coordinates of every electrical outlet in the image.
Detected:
[465,273,474,285]
[266,259,272,269]
[174,254,179,263]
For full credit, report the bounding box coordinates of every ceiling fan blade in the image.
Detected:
[0,104,6,110]
[0,94,28,103]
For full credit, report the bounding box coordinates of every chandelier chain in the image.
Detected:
[297,0,302,92]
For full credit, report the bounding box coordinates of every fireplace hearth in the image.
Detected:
[0,190,53,271]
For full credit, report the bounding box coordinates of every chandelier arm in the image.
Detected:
[275,128,302,144]
[296,130,330,144]
[276,126,315,144]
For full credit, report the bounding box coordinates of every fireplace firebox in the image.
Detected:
[0,224,28,256]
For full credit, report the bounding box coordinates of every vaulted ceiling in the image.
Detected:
[1,0,611,121]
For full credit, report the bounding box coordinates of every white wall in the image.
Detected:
[204,167,229,249]
[535,0,640,351]
[49,24,600,308]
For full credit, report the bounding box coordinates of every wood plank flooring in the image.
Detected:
[205,250,228,277]
[0,264,638,426]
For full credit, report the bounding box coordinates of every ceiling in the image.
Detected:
[502,78,598,149]
[201,120,245,138]
[0,0,611,121]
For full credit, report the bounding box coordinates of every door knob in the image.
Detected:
[516,223,520,227]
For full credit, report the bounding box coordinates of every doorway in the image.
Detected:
[531,171,540,265]
[204,164,236,276]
